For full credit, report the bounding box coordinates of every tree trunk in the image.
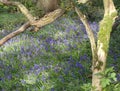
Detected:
[75,0,117,91]
[37,0,59,14]
[92,0,117,91]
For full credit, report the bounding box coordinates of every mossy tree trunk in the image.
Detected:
[75,0,117,91]
[92,0,117,90]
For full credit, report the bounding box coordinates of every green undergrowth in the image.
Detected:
[0,13,27,30]
[0,12,120,91]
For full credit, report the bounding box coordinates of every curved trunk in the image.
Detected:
[37,0,59,13]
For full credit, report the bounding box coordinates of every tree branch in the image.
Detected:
[75,7,97,70]
[92,0,117,90]
[0,22,30,46]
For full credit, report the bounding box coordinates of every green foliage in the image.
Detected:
[14,0,35,8]
[0,14,93,91]
[80,83,92,91]
[14,0,42,16]
[0,2,120,90]
[74,0,104,21]
[0,13,26,30]
[101,67,117,88]
[0,2,17,13]
[114,0,120,15]
[97,67,118,91]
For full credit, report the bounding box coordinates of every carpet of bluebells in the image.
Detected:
[0,16,120,91]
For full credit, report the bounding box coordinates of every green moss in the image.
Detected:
[98,16,115,53]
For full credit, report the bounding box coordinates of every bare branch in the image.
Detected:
[0,22,30,46]
[75,7,97,70]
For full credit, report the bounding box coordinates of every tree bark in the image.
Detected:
[31,8,65,30]
[75,7,98,71]
[92,0,117,91]
[36,0,59,13]
[75,0,117,91]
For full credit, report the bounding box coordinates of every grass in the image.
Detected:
[0,12,27,30]
[0,13,120,91]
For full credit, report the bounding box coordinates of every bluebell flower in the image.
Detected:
[80,54,88,61]
[20,46,25,54]
[65,28,70,33]
[89,21,99,32]
[7,74,12,80]
[117,73,120,81]
[113,54,117,61]
[59,75,64,82]
[80,24,86,34]
[51,88,54,91]
[41,66,47,71]
[54,66,60,73]
[64,67,70,75]
[71,72,76,78]
[70,25,77,31]
[33,64,40,70]
[21,80,26,84]
[76,62,84,69]
[35,68,41,75]
[42,75,46,82]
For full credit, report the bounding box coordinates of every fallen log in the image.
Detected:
[31,8,65,31]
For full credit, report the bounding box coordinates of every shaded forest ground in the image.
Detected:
[0,13,120,91]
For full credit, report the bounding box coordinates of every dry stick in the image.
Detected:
[0,22,30,46]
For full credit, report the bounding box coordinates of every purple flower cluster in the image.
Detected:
[0,16,99,90]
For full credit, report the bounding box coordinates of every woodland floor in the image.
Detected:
[0,13,120,91]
